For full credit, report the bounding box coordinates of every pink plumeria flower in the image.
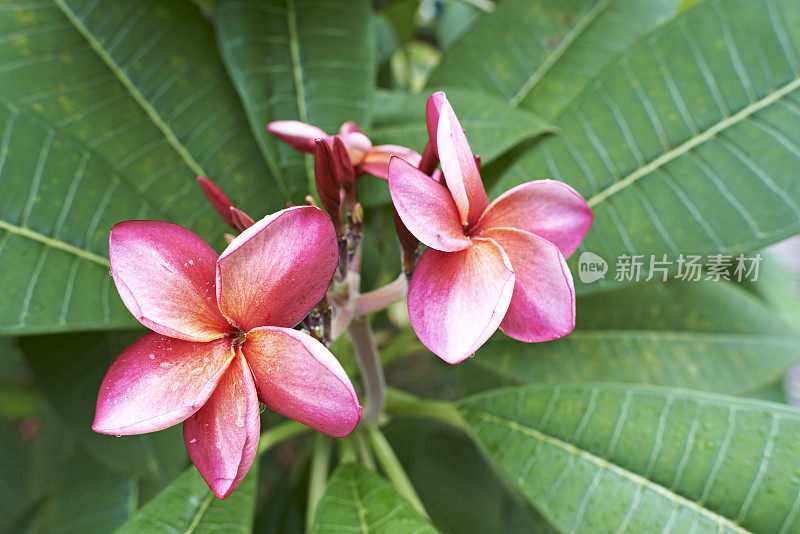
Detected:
[267,120,421,179]
[93,206,362,498]
[388,92,593,364]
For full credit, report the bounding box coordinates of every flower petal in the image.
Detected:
[267,120,327,153]
[339,131,372,165]
[483,227,575,342]
[339,121,363,135]
[197,176,235,228]
[359,145,422,180]
[436,96,489,227]
[93,333,234,435]
[407,238,515,364]
[216,206,338,331]
[184,351,260,499]
[388,156,469,252]
[474,180,593,258]
[243,327,362,437]
[425,91,446,153]
[109,221,231,341]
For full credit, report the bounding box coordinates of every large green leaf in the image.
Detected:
[20,332,188,490]
[216,0,376,197]
[496,0,800,294]
[370,89,554,166]
[116,466,258,533]
[428,0,679,121]
[0,104,158,333]
[385,419,556,534]
[462,384,800,533]
[0,0,279,241]
[36,444,136,534]
[466,281,800,395]
[310,463,438,534]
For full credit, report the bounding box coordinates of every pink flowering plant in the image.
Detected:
[4,1,800,532]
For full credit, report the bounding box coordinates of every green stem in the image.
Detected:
[306,434,333,531]
[348,317,385,425]
[366,426,428,518]
[385,387,467,430]
[353,431,376,471]
[256,421,311,456]
[338,436,358,465]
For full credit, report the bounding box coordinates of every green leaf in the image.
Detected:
[496,0,800,294]
[384,419,557,533]
[0,103,159,333]
[310,463,439,534]
[467,281,800,395]
[0,0,280,242]
[370,89,554,166]
[461,384,800,533]
[216,0,377,198]
[116,466,258,534]
[36,444,137,534]
[21,332,188,488]
[428,0,680,121]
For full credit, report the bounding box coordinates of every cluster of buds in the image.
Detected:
[92,91,593,500]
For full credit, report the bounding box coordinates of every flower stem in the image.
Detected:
[306,433,333,531]
[366,426,428,518]
[348,317,385,425]
[385,387,467,430]
[256,421,310,456]
[355,275,408,316]
[353,431,376,470]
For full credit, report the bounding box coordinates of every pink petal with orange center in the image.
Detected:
[339,131,372,165]
[109,221,231,342]
[388,156,469,252]
[407,238,515,364]
[184,351,260,499]
[483,227,575,342]
[473,180,593,258]
[216,206,338,331]
[93,333,235,435]
[359,145,422,180]
[244,327,362,437]
[436,97,489,227]
[267,120,327,152]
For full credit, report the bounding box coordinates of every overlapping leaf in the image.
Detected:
[495,0,800,294]
[467,281,800,395]
[116,467,258,533]
[216,0,376,197]
[462,384,800,533]
[428,0,680,121]
[0,0,279,240]
[310,463,438,534]
[370,89,553,166]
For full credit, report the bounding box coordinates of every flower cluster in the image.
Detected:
[94,91,592,499]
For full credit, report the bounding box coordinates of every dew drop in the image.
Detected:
[149,353,155,360]
[189,438,197,444]
[160,362,173,369]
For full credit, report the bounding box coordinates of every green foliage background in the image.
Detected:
[2,0,800,532]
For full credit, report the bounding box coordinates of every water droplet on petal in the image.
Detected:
[160,362,173,369]
[189,438,197,444]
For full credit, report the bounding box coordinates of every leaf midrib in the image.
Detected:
[53,0,207,178]
[586,75,800,207]
[0,219,110,267]
[508,0,614,108]
[464,406,753,533]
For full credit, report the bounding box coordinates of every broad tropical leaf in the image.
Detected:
[428,0,680,121]
[370,89,553,166]
[116,467,258,533]
[467,281,800,395]
[0,104,157,333]
[310,463,438,534]
[216,0,376,197]
[496,0,800,294]
[462,384,800,533]
[21,332,188,487]
[0,0,279,242]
